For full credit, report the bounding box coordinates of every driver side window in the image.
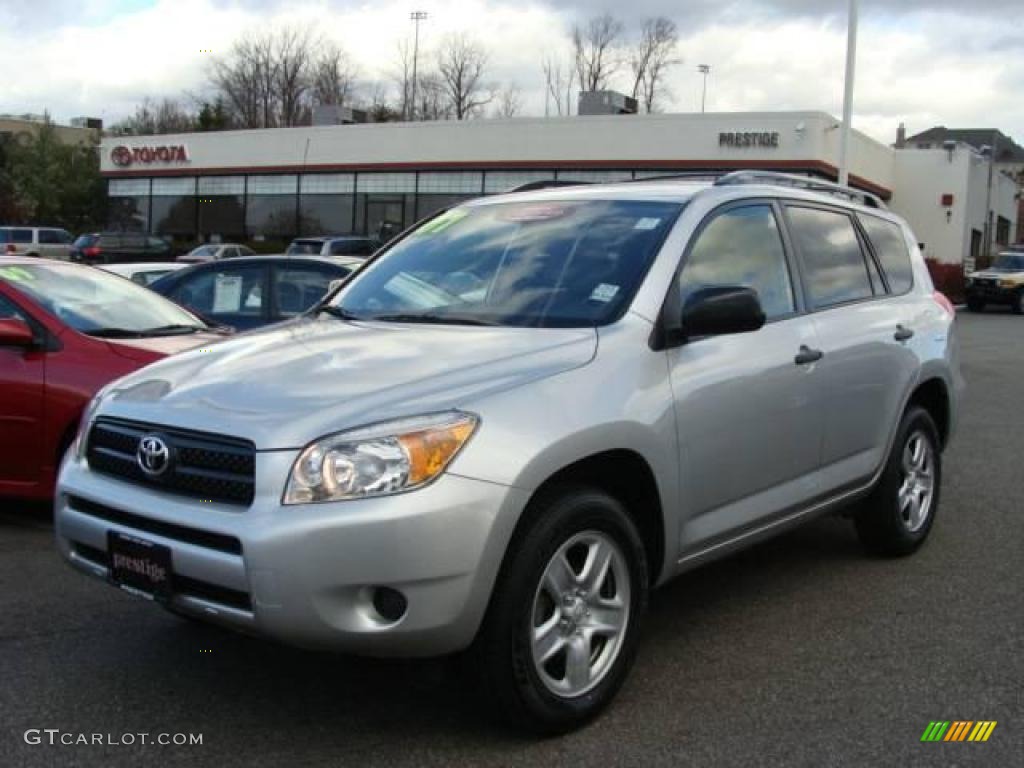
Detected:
[679,205,796,321]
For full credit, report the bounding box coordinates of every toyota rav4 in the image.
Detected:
[56,172,963,734]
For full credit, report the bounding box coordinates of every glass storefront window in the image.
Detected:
[482,170,555,193]
[152,178,197,239]
[108,179,151,232]
[298,175,355,235]
[198,176,245,241]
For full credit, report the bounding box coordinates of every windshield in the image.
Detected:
[991,254,1024,271]
[330,199,682,327]
[0,263,206,335]
[287,240,323,255]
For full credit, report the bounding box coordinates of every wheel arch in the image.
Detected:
[907,376,951,449]
[510,449,668,590]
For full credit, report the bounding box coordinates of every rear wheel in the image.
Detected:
[966,298,985,312]
[855,406,941,556]
[473,486,648,734]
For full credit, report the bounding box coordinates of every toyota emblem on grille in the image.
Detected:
[137,435,171,477]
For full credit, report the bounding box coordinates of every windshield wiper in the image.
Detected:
[313,305,366,321]
[82,327,145,338]
[141,324,208,336]
[365,312,499,326]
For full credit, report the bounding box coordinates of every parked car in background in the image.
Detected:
[100,262,188,287]
[285,235,377,258]
[149,255,361,331]
[178,243,257,263]
[70,233,173,264]
[54,173,961,733]
[965,251,1024,313]
[1,226,75,259]
[0,258,225,501]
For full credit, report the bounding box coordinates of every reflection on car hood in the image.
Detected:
[100,315,597,449]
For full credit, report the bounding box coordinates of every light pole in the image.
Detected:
[698,64,710,113]
[838,0,859,187]
[409,11,428,121]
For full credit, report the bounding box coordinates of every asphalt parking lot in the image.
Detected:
[2,310,1021,767]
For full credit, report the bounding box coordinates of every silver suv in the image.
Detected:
[56,172,962,733]
[1,226,74,259]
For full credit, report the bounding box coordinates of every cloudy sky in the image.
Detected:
[1,0,1021,144]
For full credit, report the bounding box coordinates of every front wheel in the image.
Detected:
[966,297,985,312]
[473,486,648,734]
[1012,290,1024,315]
[854,406,941,556]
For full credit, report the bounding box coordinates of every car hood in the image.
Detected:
[99,315,597,449]
[104,332,228,363]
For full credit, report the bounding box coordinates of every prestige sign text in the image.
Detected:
[719,131,780,148]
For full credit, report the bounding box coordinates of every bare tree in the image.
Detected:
[542,56,576,116]
[208,27,319,128]
[416,73,451,121]
[313,42,358,108]
[630,17,680,113]
[436,33,492,120]
[495,83,523,118]
[109,98,196,135]
[572,14,624,93]
[276,27,316,126]
[390,38,415,120]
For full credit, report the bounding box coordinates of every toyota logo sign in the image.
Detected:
[136,435,171,477]
[110,144,189,167]
[111,146,133,167]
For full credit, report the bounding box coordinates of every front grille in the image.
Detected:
[71,539,252,611]
[86,418,255,506]
[68,495,242,555]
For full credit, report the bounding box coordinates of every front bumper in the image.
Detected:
[965,283,1019,303]
[55,451,527,656]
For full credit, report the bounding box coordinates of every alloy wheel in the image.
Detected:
[529,531,631,698]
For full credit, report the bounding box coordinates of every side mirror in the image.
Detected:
[681,286,766,339]
[0,317,36,348]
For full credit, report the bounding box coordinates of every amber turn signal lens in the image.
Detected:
[398,420,477,485]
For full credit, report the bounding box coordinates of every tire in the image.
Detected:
[1012,290,1024,315]
[966,298,985,313]
[854,406,942,556]
[472,485,648,735]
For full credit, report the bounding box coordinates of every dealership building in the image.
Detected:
[99,110,1018,269]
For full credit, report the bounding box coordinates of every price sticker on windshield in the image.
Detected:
[498,203,577,223]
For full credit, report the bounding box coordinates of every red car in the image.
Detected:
[0,258,226,501]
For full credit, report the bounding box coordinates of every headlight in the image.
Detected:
[283,411,479,505]
[73,387,111,460]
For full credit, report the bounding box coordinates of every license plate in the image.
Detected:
[107,531,173,601]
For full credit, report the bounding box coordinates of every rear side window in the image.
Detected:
[330,239,372,256]
[73,235,97,248]
[38,229,60,244]
[10,229,33,244]
[0,230,8,244]
[680,205,795,320]
[859,214,913,294]
[786,206,873,309]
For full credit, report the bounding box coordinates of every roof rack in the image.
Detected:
[630,171,724,183]
[714,171,887,209]
[507,179,592,193]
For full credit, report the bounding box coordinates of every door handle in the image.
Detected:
[794,345,824,365]
[894,325,914,342]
